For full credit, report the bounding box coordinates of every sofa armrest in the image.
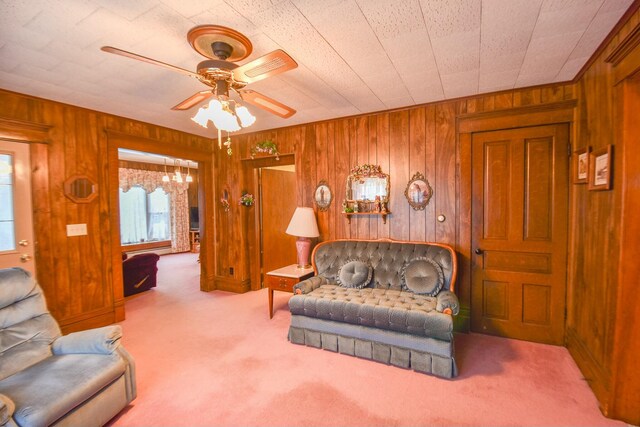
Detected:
[52,326,122,355]
[293,276,328,295]
[436,291,460,315]
[0,394,16,426]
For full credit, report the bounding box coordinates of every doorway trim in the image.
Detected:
[106,130,215,321]
[455,100,576,333]
[242,154,295,291]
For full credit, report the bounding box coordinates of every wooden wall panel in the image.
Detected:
[408,108,426,242]
[565,7,640,423]
[435,103,456,245]
[0,89,213,332]
[334,119,350,239]
[376,114,390,239]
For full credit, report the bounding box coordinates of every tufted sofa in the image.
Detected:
[288,239,459,378]
[0,268,136,427]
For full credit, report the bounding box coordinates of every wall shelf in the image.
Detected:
[342,211,390,224]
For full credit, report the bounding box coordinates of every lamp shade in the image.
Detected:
[285,207,320,238]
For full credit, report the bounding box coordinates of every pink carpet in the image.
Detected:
[109,253,623,426]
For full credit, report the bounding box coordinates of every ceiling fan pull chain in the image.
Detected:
[224,132,233,156]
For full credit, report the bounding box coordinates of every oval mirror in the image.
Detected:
[63,175,98,203]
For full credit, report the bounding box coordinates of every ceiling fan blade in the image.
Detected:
[171,91,213,111]
[238,89,296,118]
[101,46,202,80]
[233,50,297,84]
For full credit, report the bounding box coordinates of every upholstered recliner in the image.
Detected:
[0,268,136,427]
[122,252,160,297]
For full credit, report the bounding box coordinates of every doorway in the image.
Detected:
[0,141,35,275]
[259,165,297,282]
[470,124,569,345]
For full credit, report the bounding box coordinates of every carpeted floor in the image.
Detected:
[109,252,624,426]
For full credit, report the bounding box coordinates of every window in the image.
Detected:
[119,186,170,245]
[0,154,15,251]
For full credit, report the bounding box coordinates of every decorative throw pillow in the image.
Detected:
[401,257,444,296]
[337,259,372,289]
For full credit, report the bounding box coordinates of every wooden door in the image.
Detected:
[471,124,569,345]
[260,167,297,281]
[0,141,35,275]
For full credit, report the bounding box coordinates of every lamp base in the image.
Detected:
[295,237,312,269]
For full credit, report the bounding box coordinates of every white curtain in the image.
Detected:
[119,168,190,253]
[148,188,170,241]
[119,187,147,244]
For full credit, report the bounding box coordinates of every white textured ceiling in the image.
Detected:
[0,0,634,138]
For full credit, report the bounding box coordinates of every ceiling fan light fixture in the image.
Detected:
[191,107,210,128]
[236,105,256,127]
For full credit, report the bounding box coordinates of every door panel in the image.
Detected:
[0,141,35,275]
[261,168,297,280]
[471,125,568,345]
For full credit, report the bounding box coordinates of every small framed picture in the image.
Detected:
[588,145,613,191]
[573,146,590,184]
[314,180,332,211]
[404,171,433,211]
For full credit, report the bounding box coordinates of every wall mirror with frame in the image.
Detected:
[343,164,390,219]
[63,175,98,203]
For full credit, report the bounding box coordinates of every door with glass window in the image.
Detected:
[0,141,35,275]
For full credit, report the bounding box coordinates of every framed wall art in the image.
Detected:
[588,145,613,191]
[404,171,433,211]
[573,146,590,184]
[314,180,332,211]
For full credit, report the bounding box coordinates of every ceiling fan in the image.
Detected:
[101,25,298,121]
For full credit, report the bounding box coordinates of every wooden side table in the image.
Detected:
[266,264,314,319]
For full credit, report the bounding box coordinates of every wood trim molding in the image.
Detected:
[122,240,171,252]
[605,22,640,65]
[105,129,212,160]
[457,100,577,133]
[0,116,52,144]
[606,21,640,85]
[214,276,251,293]
[566,327,609,411]
[240,153,295,168]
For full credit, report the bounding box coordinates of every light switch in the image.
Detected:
[66,223,87,236]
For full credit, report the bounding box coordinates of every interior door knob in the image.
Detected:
[20,254,32,262]
[19,240,29,247]
[475,248,483,255]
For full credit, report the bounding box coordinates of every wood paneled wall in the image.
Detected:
[213,84,576,325]
[0,89,213,332]
[566,7,640,424]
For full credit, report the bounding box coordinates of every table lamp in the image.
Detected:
[285,207,320,268]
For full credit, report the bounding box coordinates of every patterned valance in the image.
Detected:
[119,168,188,195]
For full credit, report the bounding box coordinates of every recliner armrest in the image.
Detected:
[293,276,328,295]
[52,325,122,355]
[0,393,16,426]
[436,291,460,315]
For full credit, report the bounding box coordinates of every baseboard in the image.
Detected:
[214,276,251,293]
[565,326,610,414]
